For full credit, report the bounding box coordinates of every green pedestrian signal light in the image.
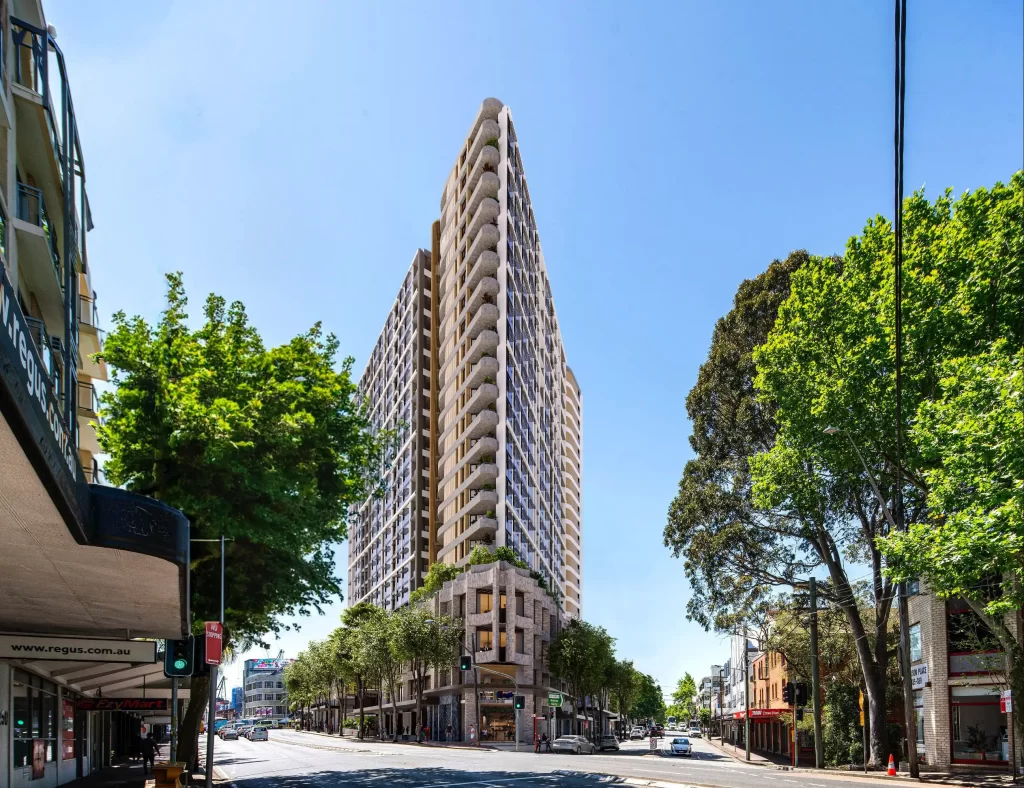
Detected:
[513,695,525,710]
[459,655,472,671]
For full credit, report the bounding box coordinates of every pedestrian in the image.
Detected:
[545,733,552,753]
[535,734,541,753]
[141,733,160,775]
[446,724,452,743]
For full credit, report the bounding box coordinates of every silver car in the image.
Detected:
[598,734,619,751]
[671,737,692,756]
[249,727,269,741]
[552,735,596,754]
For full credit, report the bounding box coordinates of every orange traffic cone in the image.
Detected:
[887,754,897,776]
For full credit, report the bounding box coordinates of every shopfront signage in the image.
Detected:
[0,261,87,535]
[547,693,563,708]
[911,662,929,690]
[495,690,514,701]
[0,634,157,663]
[733,708,786,720]
[205,622,223,665]
[1001,689,1013,714]
[75,698,169,712]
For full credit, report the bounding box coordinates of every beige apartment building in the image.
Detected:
[350,99,583,616]
[0,3,190,787]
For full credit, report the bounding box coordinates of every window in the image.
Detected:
[477,591,493,614]
[907,578,920,595]
[909,623,923,662]
[12,670,58,768]
[476,628,493,650]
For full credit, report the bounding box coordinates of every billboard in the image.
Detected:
[248,658,294,672]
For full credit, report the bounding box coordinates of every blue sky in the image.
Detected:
[49,0,1023,695]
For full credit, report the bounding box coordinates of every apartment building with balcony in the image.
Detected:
[349,100,581,614]
[347,250,431,611]
[0,4,189,786]
[562,365,582,617]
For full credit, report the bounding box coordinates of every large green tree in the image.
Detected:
[671,673,697,719]
[390,607,462,741]
[97,273,381,763]
[629,672,666,724]
[549,619,616,739]
[663,250,900,761]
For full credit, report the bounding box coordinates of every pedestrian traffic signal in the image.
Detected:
[164,637,196,677]
[794,682,808,706]
[782,683,793,704]
[459,655,473,671]
[796,708,804,722]
[514,695,526,710]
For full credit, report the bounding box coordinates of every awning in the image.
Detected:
[12,658,195,709]
[0,416,187,639]
[733,708,788,720]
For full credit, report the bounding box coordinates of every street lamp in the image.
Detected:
[823,424,919,775]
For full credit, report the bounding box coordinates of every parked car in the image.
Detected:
[220,727,239,740]
[250,727,269,742]
[689,726,702,738]
[552,735,596,755]
[630,727,645,740]
[598,734,619,751]
[671,737,692,756]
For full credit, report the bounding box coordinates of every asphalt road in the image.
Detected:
[212,727,901,788]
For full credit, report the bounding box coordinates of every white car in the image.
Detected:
[552,735,595,754]
[598,734,619,751]
[671,737,692,756]
[249,727,269,741]
[689,726,702,738]
[629,727,645,740]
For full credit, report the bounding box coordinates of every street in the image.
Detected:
[212,727,902,788]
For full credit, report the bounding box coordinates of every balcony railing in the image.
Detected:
[78,381,100,418]
[11,20,47,96]
[25,316,63,401]
[79,294,100,329]
[16,182,62,284]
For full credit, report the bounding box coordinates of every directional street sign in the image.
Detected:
[547,692,563,708]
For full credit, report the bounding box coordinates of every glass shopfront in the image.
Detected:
[951,685,1007,764]
[480,706,516,742]
[12,669,59,770]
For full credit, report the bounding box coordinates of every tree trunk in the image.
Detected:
[415,672,424,743]
[177,674,210,771]
[391,694,400,742]
[357,675,365,739]
[341,681,347,737]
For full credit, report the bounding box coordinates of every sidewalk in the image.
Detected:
[704,736,1023,786]
[59,760,153,788]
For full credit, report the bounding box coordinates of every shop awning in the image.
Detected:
[12,658,195,703]
[0,416,188,639]
[733,708,788,720]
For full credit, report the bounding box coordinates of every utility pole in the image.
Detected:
[744,633,751,761]
[810,578,823,768]
[170,677,178,762]
[472,632,481,746]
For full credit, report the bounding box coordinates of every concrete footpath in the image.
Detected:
[704,736,1022,786]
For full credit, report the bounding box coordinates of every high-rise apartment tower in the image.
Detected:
[349,99,581,615]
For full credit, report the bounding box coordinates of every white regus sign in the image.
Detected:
[0,635,157,663]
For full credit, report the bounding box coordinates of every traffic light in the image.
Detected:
[513,695,526,710]
[781,683,793,704]
[459,655,473,671]
[164,637,196,677]
[193,637,211,678]
[796,708,804,722]
[794,682,808,706]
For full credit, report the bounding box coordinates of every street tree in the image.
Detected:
[877,174,1024,737]
[629,672,665,724]
[753,175,1023,761]
[390,606,462,741]
[663,245,912,765]
[353,607,403,740]
[671,673,697,720]
[608,660,639,731]
[97,274,384,763]
[549,619,615,739]
[341,602,380,737]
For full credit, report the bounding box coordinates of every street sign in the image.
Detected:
[547,693,563,708]
[205,622,223,665]
[1001,690,1013,713]
[911,662,929,690]
[858,690,865,726]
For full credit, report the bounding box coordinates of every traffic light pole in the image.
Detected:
[204,536,225,788]
[170,677,178,762]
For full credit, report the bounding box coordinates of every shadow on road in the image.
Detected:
[231,766,627,787]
